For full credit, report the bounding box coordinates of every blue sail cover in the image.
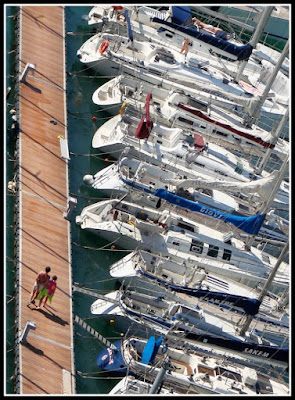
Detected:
[125,10,133,42]
[141,335,156,364]
[140,270,261,316]
[154,188,266,235]
[152,17,253,61]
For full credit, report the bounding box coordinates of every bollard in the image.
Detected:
[20,321,36,344]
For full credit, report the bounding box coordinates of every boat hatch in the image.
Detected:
[177,221,195,232]
[217,367,242,382]
[190,239,204,254]
[255,374,273,394]
[187,98,208,113]
[198,365,215,377]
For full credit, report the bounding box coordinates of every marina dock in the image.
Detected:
[13,6,75,394]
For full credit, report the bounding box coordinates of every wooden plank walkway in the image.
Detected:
[14,6,75,394]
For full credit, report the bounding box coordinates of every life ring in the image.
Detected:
[99,40,109,55]
[117,13,126,22]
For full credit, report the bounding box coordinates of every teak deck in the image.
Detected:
[14,6,75,394]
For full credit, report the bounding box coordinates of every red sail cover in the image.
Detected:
[135,93,154,139]
[178,102,275,149]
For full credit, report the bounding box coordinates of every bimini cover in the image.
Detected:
[141,336,156,365]
[171,6,192,25]
[152,17,253,62]
[154,188,266,235]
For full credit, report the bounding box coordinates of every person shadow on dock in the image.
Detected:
[32,306,69,327]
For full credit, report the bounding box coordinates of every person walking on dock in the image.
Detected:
[27,266,51,306]
[36,275,57,309]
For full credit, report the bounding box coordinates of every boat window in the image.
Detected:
[215,130,227,137]
[222,248,232,261]
[190,240,203,254]
[234,162,243,174]
[202,188,213,197]
[238,203,250,212]
[136,211,148,221]
[178,116,194,125]
[214,169,227,176]
[194,162,205,168]
[207,244,219,258]
[249,173,257,181]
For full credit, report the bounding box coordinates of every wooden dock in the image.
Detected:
[14,6,75,394]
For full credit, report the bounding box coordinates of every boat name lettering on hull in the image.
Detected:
[200,207,223,219]
[243,348,270,358]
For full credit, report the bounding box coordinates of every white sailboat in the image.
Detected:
[90,288,288,347]
[92,74,289,160]
[83,155,289,216]
[96,335,289,391]
[77,30,288,126]
[75,198,289,291]
[109,250,289,328]
[85,5,289,107]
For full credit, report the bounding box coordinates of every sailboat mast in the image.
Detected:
[235,6,274,82]
[255,105,289,175]
[244,39,289,128]
[239,241,289,336]
[244,152,289,249]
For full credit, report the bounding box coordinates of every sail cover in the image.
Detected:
[152,17,253,61]
[154,188,266,235]
[142,269,261,316]
[125,10,133,42]
[164,170,279,203]
[135,93,154,139]
[178,102,274,149]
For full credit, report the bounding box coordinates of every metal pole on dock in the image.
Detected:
[239,241,289,336]
[149,356,170,394]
